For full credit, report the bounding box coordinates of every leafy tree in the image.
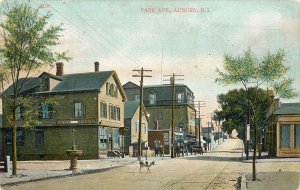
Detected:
[216,49,296,181]
[215,88,268,141]
[0,1,69,175]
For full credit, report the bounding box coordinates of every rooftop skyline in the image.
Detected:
[1,0,300,124]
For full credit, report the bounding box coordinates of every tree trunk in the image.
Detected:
[252,115,257,181]
[12,97,17,176]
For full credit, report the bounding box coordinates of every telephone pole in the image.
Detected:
[163,73,184,158]
[206,113,214,151]
[133,67,152,161]
[194,101,205,146]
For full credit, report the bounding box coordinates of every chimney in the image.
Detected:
[94,61,99,72]
[56,62,64,76]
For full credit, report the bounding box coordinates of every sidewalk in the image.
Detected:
[0,156,169,187]
[241,151,300,163]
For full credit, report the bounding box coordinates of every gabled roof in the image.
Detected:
[39,72,62,81]
[124,101,140,119]
[123,81,139,89]
[2,77,41,96]
[2,71,127,101]
[52,71,113,92]
[124,101,149,122]
[273,103,300,115]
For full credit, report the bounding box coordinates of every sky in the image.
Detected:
[1,0,300,124]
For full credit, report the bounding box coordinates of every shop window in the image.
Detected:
[16,129,25,146]
[99,127,107,148]
[113,129,119,148]
[280,124,290,148]
[35,131,44,147]
[295,124,300,148]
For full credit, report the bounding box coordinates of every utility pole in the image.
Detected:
[133,67,152,161]
[194,101,205,146]
[163,73,184,158]
[206,113,214,151]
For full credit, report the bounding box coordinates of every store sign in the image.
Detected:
[57,119,97,125]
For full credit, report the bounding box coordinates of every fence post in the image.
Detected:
[5,155,10,173]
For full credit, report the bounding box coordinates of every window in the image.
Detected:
[6,128,25,146]
[106,82,110,95]
[100,102,107,118]
[110,83,114,96]
[99,127,107,148]
[39,104,53,119]
[135,122,138,133]
[295,124,300,148]
[74,102,84,118]
[35,131,44,147]
[116,107,120,121]
[16,105,24,120]
[135,94,140,101]
[158,111,163,120]
[114,85,118,97]
[144,124,147,134]
[109,105,114,120]
[149,93,156,105]
[113,129,119,148]
[177,92,184,103]
[280,124,290,148]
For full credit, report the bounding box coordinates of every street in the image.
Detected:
[2,139,300,190]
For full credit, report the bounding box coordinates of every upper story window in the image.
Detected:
[39,103,53,119]
[74,102,84,118]
[135,122,138,133]
[106,82,118,98]
[106,82,110,95]
[100,102,107,118]
[149,92,156,105]
[158,111,163,120]
[187,93,194,104]
[177,92,184,103]
[144,123,147,134]
[16,105,24,120]
[114,85,118,97]
[116,107,120,121]
[135,94,140,101]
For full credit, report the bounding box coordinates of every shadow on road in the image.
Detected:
[184,155,241,162]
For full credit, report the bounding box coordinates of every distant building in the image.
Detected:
[0,62,126,160]
[123,81,196,154]
[123,101,149,156]
[267,100,300,157]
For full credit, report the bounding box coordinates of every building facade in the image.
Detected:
[123,81,196,154]
[123,101,149,156]
[0,62,126,160]
[267,100,300,158]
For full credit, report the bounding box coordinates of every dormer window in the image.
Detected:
[149,92,156,105]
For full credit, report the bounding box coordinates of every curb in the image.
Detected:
[1,165,124,187]
[241,174,247,190]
